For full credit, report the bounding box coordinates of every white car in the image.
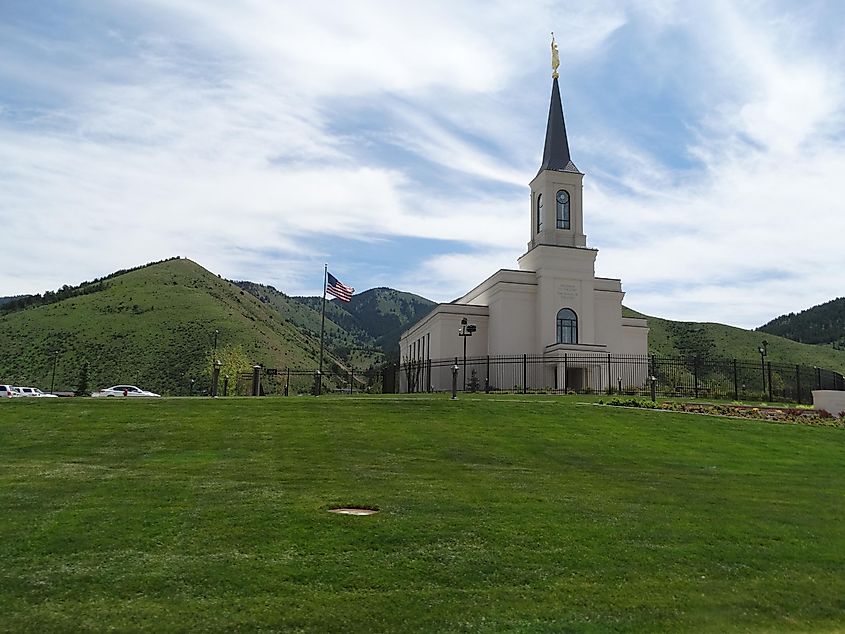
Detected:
[92,385,161,398]
[16,387,59,398]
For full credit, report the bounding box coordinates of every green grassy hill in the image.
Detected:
[3,396,845,631]
[624,307,845,373]
[234,281,384,369]
[0,259,343,395]
[758,296,845,348]
[294,287,435,361]
[4,257,843,395]
[235,282,435,365]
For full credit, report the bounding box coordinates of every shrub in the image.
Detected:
[468,369,479,393]
[605,397,658,409]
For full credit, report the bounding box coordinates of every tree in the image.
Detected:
[468,368,480,393]
[74,362,90,397]
[401,352,418,393]
[204,344,254,395]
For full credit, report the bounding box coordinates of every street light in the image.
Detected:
[758,340,768,396]
[458,317,477,392]
[211,329,220,396]
[211,360,222,397]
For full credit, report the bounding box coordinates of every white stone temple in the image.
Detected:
[399,55,649,392]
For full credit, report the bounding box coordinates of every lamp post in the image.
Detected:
[211,329,220,396]
[758,340,768,397]
[211,360,222,397]
[50,350,59,395]
[458,317,477,392]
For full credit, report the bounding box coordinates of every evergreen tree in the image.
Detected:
[74,362,89,397]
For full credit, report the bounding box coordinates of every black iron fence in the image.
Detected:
[234,366,373,396]
[390,353,845,403]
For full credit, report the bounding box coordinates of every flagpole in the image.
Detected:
[317,263,327,396]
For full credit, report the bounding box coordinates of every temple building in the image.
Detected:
[399,49,649,392]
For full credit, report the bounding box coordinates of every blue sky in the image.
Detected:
[2,1,844,328]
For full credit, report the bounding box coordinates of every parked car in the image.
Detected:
[1,384,19,398]
[92,385,161,398]
[16,387,59,398]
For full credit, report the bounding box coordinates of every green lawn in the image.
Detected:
[2,395,844,632]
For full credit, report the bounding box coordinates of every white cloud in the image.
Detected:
[394,248,524,303]
[707,1,842,155]
[396,1,845,327]
[1,0,844,333]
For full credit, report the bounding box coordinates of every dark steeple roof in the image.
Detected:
[538,77,580,174]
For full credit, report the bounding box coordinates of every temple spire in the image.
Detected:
[527,37,587,250]
[538,73,579,174]
[539,34,577,173]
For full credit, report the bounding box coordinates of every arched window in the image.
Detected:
[556,190,570,229]
[536,194,544,233]
[556,308,578,344]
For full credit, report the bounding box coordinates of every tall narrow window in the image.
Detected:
[556,190,570,229]
[537,194,544,233]
[556,308,578,344]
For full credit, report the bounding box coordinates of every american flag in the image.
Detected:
[326,272,354,302]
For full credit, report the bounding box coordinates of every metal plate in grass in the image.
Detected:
[328,507,379,516]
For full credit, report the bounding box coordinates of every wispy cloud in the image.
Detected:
[1,1,843,330]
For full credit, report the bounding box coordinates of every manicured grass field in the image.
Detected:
[2,395,844,632]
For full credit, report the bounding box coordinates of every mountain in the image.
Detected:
[3,257,842,396]
[758,297,845,349]
[235,282,435,363]
[0,259,344,395]
[292,288,436,361]
[232,280,385,369]
[624,308,845,373]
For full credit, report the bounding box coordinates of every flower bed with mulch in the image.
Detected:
[600,397,845,428]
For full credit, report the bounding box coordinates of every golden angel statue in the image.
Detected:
[551,32,560,79]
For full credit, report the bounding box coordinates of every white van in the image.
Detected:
[1,384,18,398]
